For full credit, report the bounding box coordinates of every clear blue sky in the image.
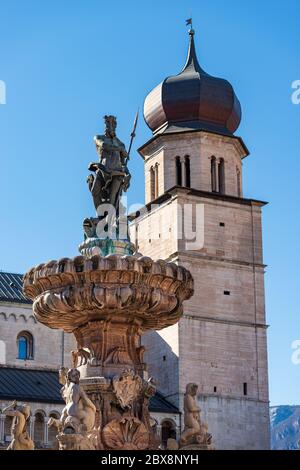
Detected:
[0,0,299,406]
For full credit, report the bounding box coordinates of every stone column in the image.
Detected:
[157,424,162,444]
[181,157,186,187]
[0,414,5,443]
[43,417,49,447]
[29,416,35,441]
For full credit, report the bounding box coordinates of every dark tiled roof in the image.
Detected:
[150,391,179,413]
[0,367,179,413]
[0,367,63,404]
[0,272,31,304]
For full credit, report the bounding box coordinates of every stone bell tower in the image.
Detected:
[130,28,270,450]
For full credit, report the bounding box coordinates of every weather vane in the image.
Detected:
[186,16,195,37]
[186,17,193,29]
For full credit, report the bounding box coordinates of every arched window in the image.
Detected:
[155,163,159,198]
[175,156,182,186]
[218,158,225,195]
[185,156,191,188]
[237,168,241,197]
[150,166,155,200]
[34,411,45,448]
[48,411,60,449]
[211,156,217,192]
[4,415,13,442]
[161,420,177,449]
[17,331,34,360]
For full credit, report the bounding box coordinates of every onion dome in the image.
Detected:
[144,28,241,136]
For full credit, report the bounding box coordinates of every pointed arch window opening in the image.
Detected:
[161,419,177,449]
[150,164,159,200]
[17,331,34,360]
[218,158,225,195]
[175,156,182,186]
[211,156,217,192]
[237,167,241,197]
[154,163,159,199]
[150,166,155,200]
[184,156,191,188]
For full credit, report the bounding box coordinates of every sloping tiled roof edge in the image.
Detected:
[0,367,179,413]
[0,272,32,304]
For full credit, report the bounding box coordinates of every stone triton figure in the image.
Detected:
[2,400,34,450]
[179,383,212,449]
[52,368,96,435]
[48,368,98,450]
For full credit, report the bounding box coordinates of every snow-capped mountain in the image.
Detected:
[270,405,300,450]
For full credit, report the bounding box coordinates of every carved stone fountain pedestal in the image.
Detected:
[79,372,157,450]
[23,253,193,450]
[57,431,98,451]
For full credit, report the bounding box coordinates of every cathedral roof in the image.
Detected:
[143,28,242,137]
[0,272,31,304]
[0,367,64,404]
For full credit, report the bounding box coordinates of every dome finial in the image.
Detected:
[182,20,203,74]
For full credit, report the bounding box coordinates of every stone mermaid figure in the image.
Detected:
[48,368,96,434]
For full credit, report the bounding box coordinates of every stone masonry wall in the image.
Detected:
[0,302,75,369]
